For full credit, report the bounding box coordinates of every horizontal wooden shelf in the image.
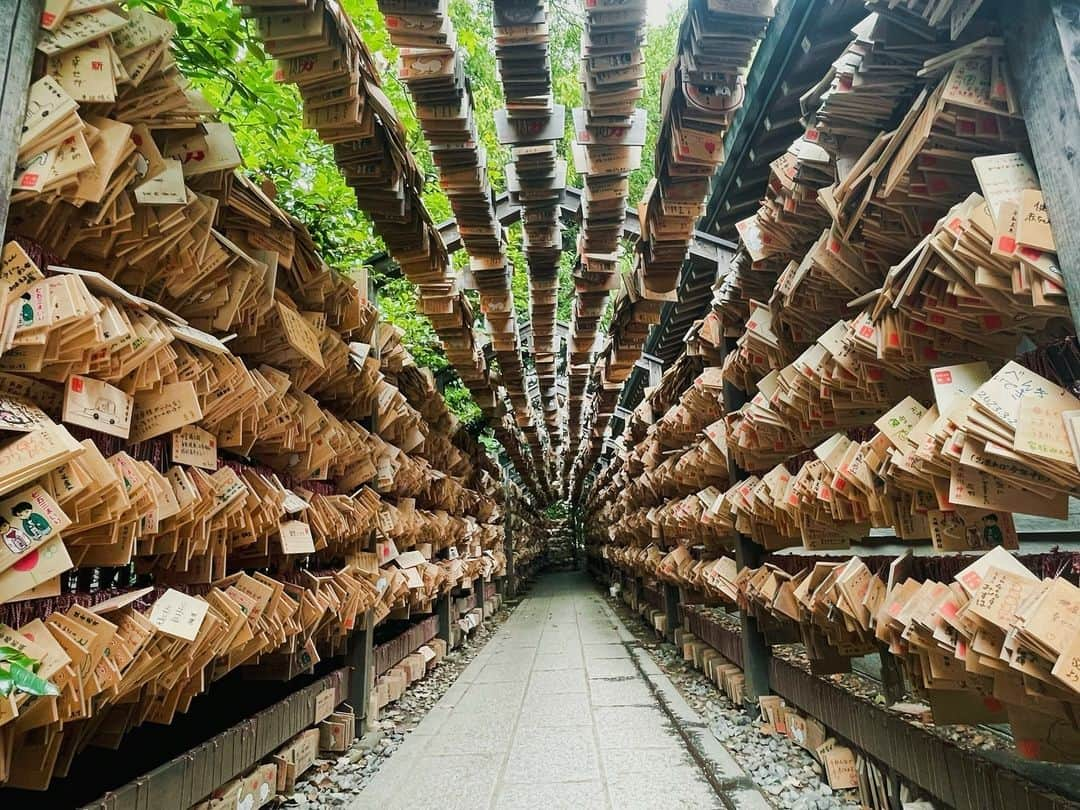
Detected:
[78,667,349,810]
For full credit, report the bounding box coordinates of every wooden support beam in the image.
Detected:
[78,669,350,810]
[633,353,664,387]
[347,609,375,724]
[878,649,907,706]
[1003,0,1080,328]
[0,0,44,245]
[735,533,772,707]
[723,335,772,706]
[663,582,680,643]
[436,593,453,647]
[503,511,516,598]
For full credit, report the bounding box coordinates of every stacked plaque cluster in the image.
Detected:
[493,0,567,465]
[562,0,647,482]
[561,0,649,489]
[638,0,775,295]
[376,0,547,495]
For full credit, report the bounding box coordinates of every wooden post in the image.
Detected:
[1003,0,1080,327]
[347,609,374,724]
[663,582,680,643]
[735,533,772,706]
[504,512,516,598]
[0,0,44,245]
[878,643,907,705]
[723,335,772,705]
[436,592,452,647]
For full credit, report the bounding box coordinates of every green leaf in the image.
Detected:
[6,662,59,698]
[0,646,35,669]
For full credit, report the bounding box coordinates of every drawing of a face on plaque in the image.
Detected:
[0,485,70,572]
[0,516,32,554]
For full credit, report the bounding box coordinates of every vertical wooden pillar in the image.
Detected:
[735,534,771,705]
[436,592,452,647]
[0,0,44,244]
[347,609,374,723]
[663,582,680,643]
[886,769,903,810]
[1003,0,1080,328]
[626,350,670,638]
[878,643,907,705]
[639,352,664,387]
[504,511,516,598]
[723,335,772,705]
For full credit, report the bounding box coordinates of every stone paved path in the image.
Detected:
[353,571,770,810]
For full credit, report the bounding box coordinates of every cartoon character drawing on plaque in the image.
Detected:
[0,517,32,555]
[18,293,34,328]
[13,501,51,541]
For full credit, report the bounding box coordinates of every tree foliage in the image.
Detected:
[542,499,569,521]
